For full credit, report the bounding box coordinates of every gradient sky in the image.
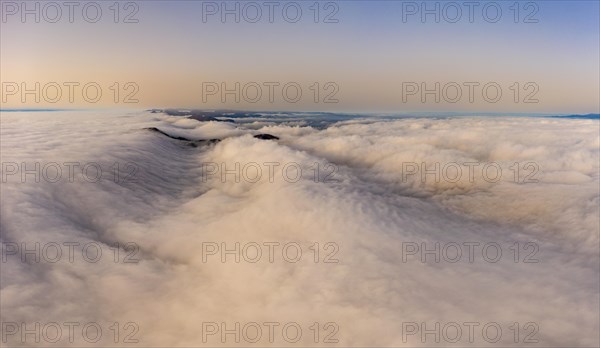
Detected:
[1,0,599,113]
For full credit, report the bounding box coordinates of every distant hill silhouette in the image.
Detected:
[549,114,600,120]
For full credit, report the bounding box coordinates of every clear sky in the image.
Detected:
[1,0,599,113]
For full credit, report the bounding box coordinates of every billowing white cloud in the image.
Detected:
[1,111,598,346]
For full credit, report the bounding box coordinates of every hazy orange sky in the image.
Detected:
[1,1,599,113]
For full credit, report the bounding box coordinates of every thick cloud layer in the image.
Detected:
[1,111,598,346]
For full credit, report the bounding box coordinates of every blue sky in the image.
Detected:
[1,0,599,113]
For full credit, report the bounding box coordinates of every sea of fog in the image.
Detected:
[1,110,598,346]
